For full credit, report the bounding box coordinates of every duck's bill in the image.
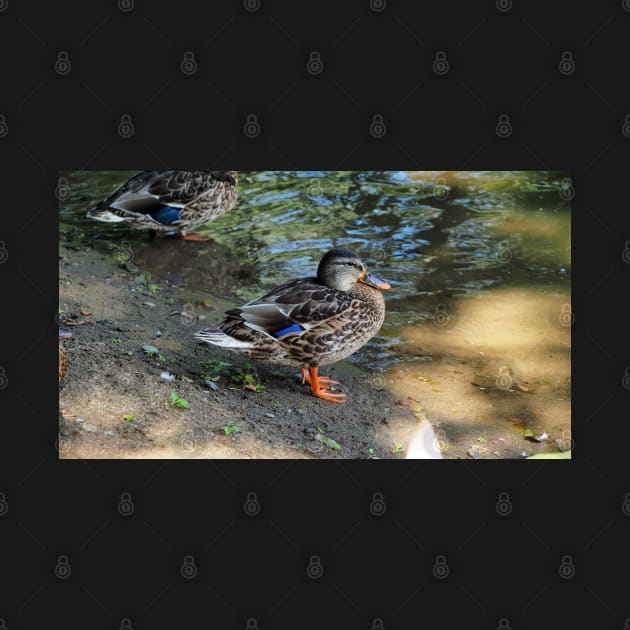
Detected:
[59,328,72,338]
[359,273,391,290]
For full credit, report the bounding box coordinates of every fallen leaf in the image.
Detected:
[79,308,92,316]
[515,383,530,393]
[243,383,258,392]
[507,417,528,425]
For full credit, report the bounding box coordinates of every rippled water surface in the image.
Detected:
[60,170,571,372]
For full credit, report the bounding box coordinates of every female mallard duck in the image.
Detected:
[86,171,237,241]
[59,328,71,384]
[195,248,390,402]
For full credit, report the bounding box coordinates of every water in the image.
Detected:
[59,170,571,372]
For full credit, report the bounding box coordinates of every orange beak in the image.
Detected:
[359,271,391,290]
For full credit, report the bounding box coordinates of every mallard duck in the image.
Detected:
[59,328,71,384]
[86,171,237,241]
[195,248,390,402]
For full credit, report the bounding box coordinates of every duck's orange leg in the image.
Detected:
[301,366,346,403]
[178,232,210,242]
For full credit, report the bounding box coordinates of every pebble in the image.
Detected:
[181,376,194,384]
[264,412,276,418]
[143,345,159,355]
[467,445,488,459]
[82,423,99,432]
[160,371,175,381]
[103,430,115,437]
[205,380,218,390]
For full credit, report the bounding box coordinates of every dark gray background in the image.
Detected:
[0,0,628,628]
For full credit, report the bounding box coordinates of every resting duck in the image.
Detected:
[59,328,71,384]
[195,248,390,402]
[86,171,237,241]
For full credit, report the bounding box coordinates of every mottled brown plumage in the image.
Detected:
[195,248,390,402]
[86,171,237,239]
[58,328,71,384]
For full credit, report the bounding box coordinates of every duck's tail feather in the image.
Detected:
[195,328,254,349]
[86,208,127,223]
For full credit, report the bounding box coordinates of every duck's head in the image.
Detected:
[317,248,391,292]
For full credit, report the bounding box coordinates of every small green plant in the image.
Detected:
[112,337,121,344]
[316,427,341,450]
[147,284,159,293]
[202,360,233,382]
[122,414,135,422]
[223,419,240,436]
[477,436,487,444]
[170,392,189,409]
[392,443,404,455]
[367,447,376,458]
[204,360,232,373]
[231,366,256,386]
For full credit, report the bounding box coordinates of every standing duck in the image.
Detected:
[87,171,237,241]
[59,328,71,384]
[195,248,390,402]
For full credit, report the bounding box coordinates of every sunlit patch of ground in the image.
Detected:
[389,287,571,459]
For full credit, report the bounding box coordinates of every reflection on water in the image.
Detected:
[60,170,571,372]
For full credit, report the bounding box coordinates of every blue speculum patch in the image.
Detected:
[272,324,304,338]
[150,205,181,225]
